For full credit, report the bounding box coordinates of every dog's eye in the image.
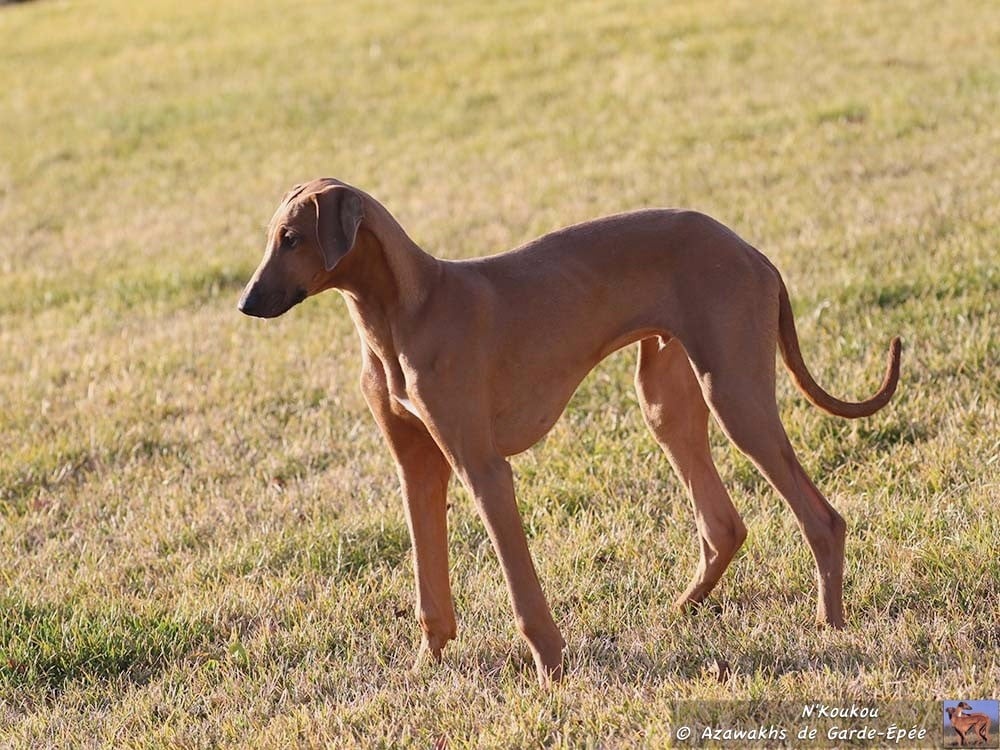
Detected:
[282,232,300,249]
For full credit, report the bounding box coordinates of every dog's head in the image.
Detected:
[238,179,363,318]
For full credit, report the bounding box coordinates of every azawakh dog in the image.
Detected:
[947,703,992,746]
[239,178,901,685]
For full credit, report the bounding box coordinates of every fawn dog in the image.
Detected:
[946,703,992,746]
[238,178,901,685]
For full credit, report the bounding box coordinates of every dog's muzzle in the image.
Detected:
[237,284,305,318]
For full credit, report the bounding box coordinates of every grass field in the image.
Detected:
[1,0,998,746]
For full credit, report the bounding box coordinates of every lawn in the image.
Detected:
[1,0,998,746]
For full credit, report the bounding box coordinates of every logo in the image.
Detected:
[943,700,999,748]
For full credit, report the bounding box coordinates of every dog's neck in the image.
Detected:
[331,202,440,368]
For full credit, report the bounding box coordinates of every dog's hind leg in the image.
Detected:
[635,336,747,609]
[682,288,847,627]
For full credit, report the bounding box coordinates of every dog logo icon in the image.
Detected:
[943,700,999,748]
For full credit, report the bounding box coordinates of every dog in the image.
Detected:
[238,178,901,686]
[947,704,991,746]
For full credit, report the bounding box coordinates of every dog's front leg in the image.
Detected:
[361,364,456,669]
[394,429,456,669]
[459,457,566,687]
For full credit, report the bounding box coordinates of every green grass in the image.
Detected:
[1,0,998,746]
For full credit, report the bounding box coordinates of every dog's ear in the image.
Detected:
[281,183,306,203]
[311,185,363,271]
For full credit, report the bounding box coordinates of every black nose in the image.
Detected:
[237,283,306,318]
[237,285,262,316]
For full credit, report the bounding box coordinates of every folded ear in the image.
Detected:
[311,185,363,271]
[281,182,306,203]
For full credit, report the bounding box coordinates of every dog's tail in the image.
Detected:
[776,276,901,418]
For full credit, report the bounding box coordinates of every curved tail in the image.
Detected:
[777,278,901,418]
